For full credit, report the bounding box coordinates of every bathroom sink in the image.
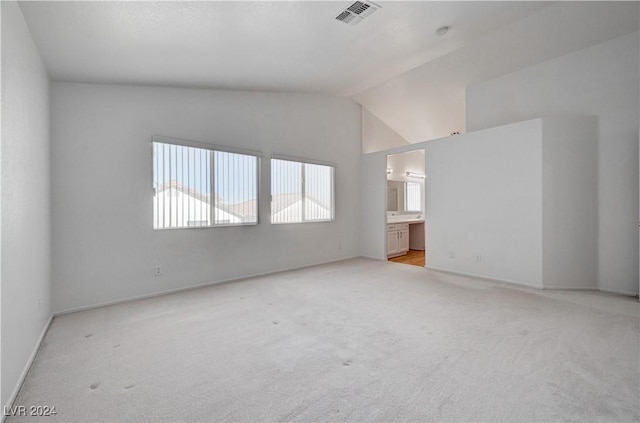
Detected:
[387,216,424,224]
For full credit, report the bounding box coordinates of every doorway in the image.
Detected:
[386,150,426,267]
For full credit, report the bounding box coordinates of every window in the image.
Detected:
[405,181,422,212]
[271,157,335,224]
[152,138,259,229]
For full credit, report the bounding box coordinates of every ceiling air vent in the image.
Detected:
[334,1,380,26]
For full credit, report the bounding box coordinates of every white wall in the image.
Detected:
[424,120,544,288]
[355,75,466,145]
[1,1,51,408]
[359,153,387,260]
[467,32,640,295]
[362,120,544,287]
[541,118,598,289]
[362,108,410,154]
[361,118,598,290]
[51,83,361,313]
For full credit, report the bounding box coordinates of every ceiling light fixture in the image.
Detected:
[435,26,450,36]
[406,171,425,179]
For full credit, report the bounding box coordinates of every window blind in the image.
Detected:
[405,181,421,212]
[153,140,258,229]
[271,158,335,224]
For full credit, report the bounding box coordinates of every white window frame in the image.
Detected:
[270,154,336,224]
[152,135,262,230]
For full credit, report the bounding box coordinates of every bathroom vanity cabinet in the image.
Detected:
[387,223,409,257]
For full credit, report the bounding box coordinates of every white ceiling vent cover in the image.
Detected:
[335,1,380,26]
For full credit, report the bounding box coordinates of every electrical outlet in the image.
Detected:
[475,255,482,263]
[449,252,455,259]
[154,266,162,276]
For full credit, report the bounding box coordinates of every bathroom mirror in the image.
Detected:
[387,187,398,211]
[387,180,404,212]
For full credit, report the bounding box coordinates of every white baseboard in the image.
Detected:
[3,314,53,423]
[54,256,359,316]
[54,256,639,317]
[599,287,639,297]
[360,254,386,261]
[421,265,637,298]
[425,266,544,290]
[542,286,598,291]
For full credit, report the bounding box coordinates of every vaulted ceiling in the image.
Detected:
[354,1,640,143]
[18,1,639,147]
[19,1,552,96]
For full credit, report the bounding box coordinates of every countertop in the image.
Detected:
[387,217,425,224]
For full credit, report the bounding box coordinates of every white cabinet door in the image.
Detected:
[387,230,399,256]
[398,229,410,253]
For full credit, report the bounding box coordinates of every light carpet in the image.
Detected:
[9,258,640,422]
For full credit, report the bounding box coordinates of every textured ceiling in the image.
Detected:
[18,1,551,96]
[354,1,640,143]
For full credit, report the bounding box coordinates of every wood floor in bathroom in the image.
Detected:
[388,249,425,267]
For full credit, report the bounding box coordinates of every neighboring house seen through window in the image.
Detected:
[271,157,335,224]
[153,138,259,229]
